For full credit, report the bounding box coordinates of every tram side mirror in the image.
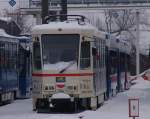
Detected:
[92,47,97,56]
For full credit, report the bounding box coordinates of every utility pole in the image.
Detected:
[136,10,140,75]
[60,0,67,21]
[42,0,48,24]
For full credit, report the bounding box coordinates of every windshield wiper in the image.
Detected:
[59,61,76,73]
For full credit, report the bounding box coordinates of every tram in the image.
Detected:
[31,15,106,111]
[0,29,19,104]
[0,29,32,105]
[17,36,32,98]
[106,36,131,98]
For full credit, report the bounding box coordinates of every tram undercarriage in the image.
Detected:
[34,92,105,113]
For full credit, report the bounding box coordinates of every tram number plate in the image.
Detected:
[56,77,65,82]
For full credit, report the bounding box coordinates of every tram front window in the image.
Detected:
[41,34,79,71]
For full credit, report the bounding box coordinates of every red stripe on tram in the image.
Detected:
[32,73,94,77]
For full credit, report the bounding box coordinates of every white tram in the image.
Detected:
[31,15,106,111]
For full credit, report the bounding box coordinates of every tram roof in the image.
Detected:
[32,21,98,35]
[0,29,31,43]
[17,36,31,41]
[0,29,16,38]
[0,29,19,43]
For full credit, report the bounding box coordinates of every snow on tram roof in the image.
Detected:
[32,21,96,34]
[0,29,18,43]
[0,29,16,38]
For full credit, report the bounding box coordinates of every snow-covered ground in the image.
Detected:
[0,76,150,119]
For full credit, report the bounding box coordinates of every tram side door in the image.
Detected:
[92,39,101,95]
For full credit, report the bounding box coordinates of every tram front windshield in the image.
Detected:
[41,34,79,71]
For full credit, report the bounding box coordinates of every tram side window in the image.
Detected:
[33,39,41,70]
[12,43,17,70]
[99,40,102,68]
[127,55,130,71]
[80,41,90,69]
[102,40,105,68]
[120,53,125,72]
[0,42,3,68]
[4,43,8,69]
[0,42,5,69]
[8,43,11,70]
[110,52,117,75]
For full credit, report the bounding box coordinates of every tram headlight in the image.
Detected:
[67,86,74,90]
[33,83,42,91]
[44,85,55,91]
[45,86,48,90]
[67,85,78,91]
[49,85,55,90]
[74,85,78,90]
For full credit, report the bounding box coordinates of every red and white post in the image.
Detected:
[128,98,139,119]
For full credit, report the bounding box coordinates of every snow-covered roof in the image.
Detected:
[0,29,18,43]
[107,35,131,54]
[0,29,15,38]
[32,21,96,35]
[0,17,11,22]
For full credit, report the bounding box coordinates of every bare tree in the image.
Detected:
[103,9,137,36]
[3,9,33,34]
[86,9,150,48]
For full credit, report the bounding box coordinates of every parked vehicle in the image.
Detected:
[0,29,32,105]
[0,29,19,104]
[106,36,131,98]
[17,36,32,99]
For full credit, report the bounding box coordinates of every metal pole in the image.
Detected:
[60,0,67,21]
[42,0,49,24]
[136,10,140,75]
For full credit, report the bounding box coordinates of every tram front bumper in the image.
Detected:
[49,93,74,108]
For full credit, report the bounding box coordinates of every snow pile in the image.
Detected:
[44,116,78,119]
[80,76,150,119]
[131,77,150,89]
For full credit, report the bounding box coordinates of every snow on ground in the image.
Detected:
[0,76,150,119]
[82,77,150,119]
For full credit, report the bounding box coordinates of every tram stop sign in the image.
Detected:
[128,99,139,118]
[9,0,16,7]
